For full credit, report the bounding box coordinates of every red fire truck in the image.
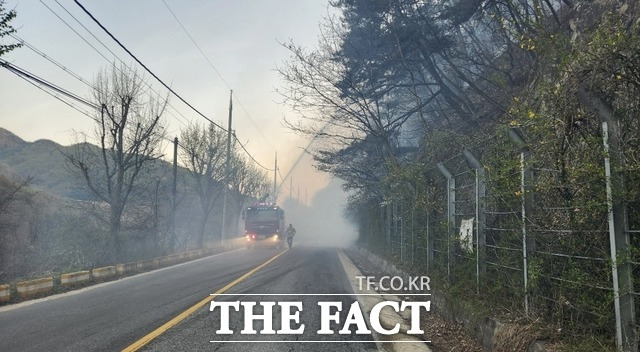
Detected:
[243,203,285,249]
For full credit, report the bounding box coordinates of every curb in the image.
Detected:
[0,284,9,302]
[16,277,54,298]
[116,262,137,275]
[92,266,116,279]
[1,240,244,305]
[337,250,432,352]
[61,271,90,286]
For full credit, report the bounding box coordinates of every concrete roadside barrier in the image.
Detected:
[1,243,240,305]
[61,271,90,286]
[92,266,116,279]
[159,256,175,266]
[116,262,137,275]
[17,277,54,298]
[0,284,10,302]
[136,259,156,271]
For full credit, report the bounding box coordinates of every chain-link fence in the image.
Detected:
[373,126,639,351]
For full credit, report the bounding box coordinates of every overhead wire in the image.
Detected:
[43,0,191,128]
[72,0,273,171]
[233,136,273,171]
[0,59,100,142]
[2,58,179,151]
[1,58,98,110]
[277,168,287,190]
[5,69,97,122]
[159,0,230,89]
[72,0,224,130]
[35,0,272,171]
[9,34,92,89]
[5,1,273,173]
[277,122,327,186]
[10,32,193,135]
[160,0,276,151]
[6,46,272,172]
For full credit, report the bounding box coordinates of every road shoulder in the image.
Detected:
[337,249,432,352]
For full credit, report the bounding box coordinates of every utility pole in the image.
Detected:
[221,90,233,243]
[273,152,277,204]
[170,136,178,252]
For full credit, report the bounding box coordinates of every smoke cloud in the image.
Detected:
[280,178,357,248]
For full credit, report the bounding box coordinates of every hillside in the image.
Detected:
[0,127,26,151]
[0,127,178,200]
[0,128,91,199]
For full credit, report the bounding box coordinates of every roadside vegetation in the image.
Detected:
[279,0,640,350]
[0,2,270,282]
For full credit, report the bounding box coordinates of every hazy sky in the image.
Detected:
[0,0,333,202]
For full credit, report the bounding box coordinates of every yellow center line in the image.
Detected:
[122,250,287,352]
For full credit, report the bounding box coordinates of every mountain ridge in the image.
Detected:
[0,127,176,200]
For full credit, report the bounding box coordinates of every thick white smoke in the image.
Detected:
[281,178,357,248]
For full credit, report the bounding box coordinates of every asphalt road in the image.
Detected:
[0,244,377,352]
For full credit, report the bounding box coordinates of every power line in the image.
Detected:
[1,59,99,124]
[21,0,273,172]
[277,168,291,195]
[73,0,273,171]
[39,0,191,128]
[10,34,92,89]
[160,0,229,89]
[72,0,224,131]
[6,52,273,174]
[278,126,324,186]
[2,57,270,171]
[160,0,275,151]
[1,58,98,110]
[50,0,191,128]
[12,33,191,130]
[47,0,270,171]
[3,59,182,157]
[234,136,273,171]
[9,71,96,121]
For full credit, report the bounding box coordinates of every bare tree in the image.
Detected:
[227,145,270,237]
[179,123,226,248]
[64,64,167,261]
[0,176,31,217]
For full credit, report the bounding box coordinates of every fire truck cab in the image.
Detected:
[243,203,285,249]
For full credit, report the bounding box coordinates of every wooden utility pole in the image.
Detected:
[221,90,233,243]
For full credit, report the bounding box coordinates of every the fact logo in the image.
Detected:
[208,276,431,337]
